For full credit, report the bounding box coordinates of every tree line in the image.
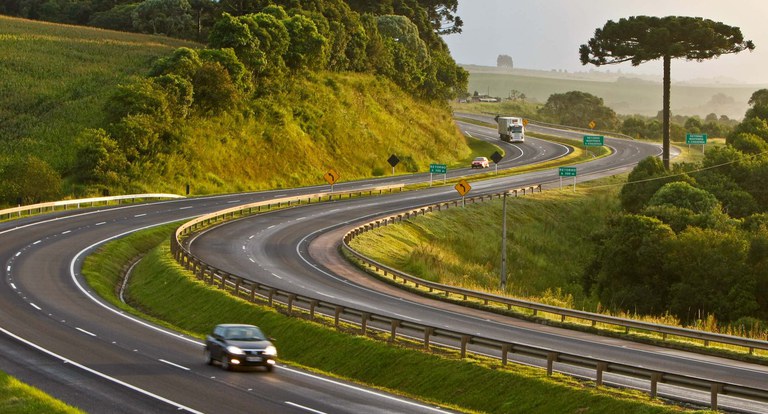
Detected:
[583,89,768,329]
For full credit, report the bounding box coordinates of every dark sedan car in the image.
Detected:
[205,324,277,372]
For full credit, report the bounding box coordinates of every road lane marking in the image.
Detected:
[179,206,193,210]
[249,258,256,263]
[95,222,106,226]
[159,359,190,371]
[271,273,283,279]
[0,326,203,414]
[33,240,41,245]
[134,213,146,218]
[61,230,71,235]
[285,402,327,414]
[30,303,41,311]
[6,266,10,272]
[76,327,96,337]
[10,283,16,290]
[15,251,21,256]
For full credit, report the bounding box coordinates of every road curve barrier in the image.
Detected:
[170,184,768,412]
[0,193,184,221]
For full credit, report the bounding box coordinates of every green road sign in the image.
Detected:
[583,135,604,146]
[686,133,708,145]
[559,167,577,177]
[429,163,447,174]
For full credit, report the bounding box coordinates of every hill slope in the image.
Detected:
[0,16,469,199]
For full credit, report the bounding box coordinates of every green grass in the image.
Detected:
[0,15,199,173]
[0,16,473,200]
[0,371,84,414]
[76,224,695,413]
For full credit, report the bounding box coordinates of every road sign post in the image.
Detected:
[454,179,471,206]
[490,151,503,175]
[559,166,577,191]
[429,163,447,186]
[686,133,708,153]
[387,154,400,176]
[324,168,340,192]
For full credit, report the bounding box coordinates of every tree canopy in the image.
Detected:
[580,16,754,169]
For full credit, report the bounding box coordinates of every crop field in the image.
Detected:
[0,15,198,171]
[466,66,763,119]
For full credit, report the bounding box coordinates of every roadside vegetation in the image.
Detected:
[0,371,83,414]
[76,224,694,414]
[353,91,768,343]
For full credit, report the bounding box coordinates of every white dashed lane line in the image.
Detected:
[159,359,190,371]
[76,327,96,337]
[30,303,41,311]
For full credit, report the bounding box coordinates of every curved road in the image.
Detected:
[0,123,569,413]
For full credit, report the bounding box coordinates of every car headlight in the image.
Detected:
[226,345,245,355]
[264,346,277,356]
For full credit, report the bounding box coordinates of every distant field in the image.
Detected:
[466,66,764,119]
[0,15,199,170]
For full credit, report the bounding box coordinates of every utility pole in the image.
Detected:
[500,191,508,290]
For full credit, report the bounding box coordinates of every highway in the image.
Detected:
[4,120,763,413]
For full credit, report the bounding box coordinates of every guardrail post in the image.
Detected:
[250,285,257,302]
[596,362,608,387]
[361,312,370,335]
[650,373,662,399]
[389,320,401,342]
[460,335,470,359]
[710,383,723,410]
[287,294,296,313]
[546,352,559,376]
[501,344,510,365]
[309,300,319,319]
[268,289,276,307]
[334,306,343,328]
[424,327,434,349]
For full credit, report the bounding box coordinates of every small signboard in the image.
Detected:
[686,133,708,145]
[559,167,577,177]
[324,168,340,185]
[588,120,596,129]
[387,154,400,167]
[454,179,471,197]
[583,135,604,146]
[490,151,503,164]
[429,163,447,174]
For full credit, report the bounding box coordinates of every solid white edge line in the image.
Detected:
[280,366,446,413]
[0,326,203,413]
[285,401,328,414]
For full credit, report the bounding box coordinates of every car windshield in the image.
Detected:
[474,157,485,161]
[224,326,266,341]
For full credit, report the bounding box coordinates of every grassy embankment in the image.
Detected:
[76,222,695,414]
[0,16,473,199]
[0,371,83,414]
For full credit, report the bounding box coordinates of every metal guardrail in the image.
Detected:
[341,187,768,357]
[0,193,184,220]
[170,184,768,412]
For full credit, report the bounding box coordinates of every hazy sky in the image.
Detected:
[442,0,768,85]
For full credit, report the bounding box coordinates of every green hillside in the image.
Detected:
[0,15,470,201]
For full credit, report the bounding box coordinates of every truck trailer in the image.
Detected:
[496,116,525,143]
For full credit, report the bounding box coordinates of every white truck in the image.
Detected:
[496,116,525,143]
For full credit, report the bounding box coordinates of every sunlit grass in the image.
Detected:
[0,371,84,414]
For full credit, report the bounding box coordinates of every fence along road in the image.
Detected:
[174,185,768,413]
